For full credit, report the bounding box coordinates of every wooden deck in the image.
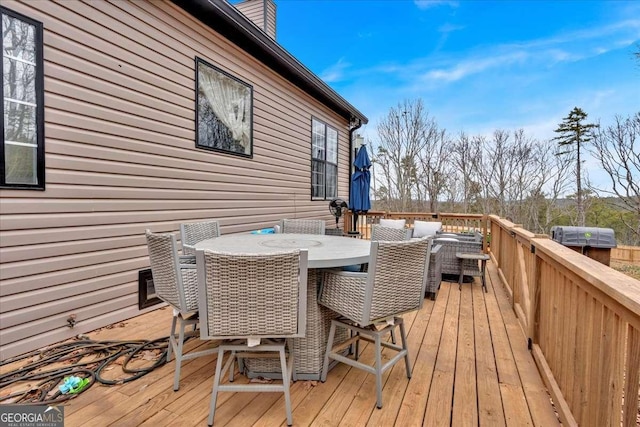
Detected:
[41,261,559,426]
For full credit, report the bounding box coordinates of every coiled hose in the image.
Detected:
[0,337,173,405]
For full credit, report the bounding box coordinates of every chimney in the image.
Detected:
[234,0,277,40]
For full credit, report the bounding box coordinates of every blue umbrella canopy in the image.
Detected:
[350,145,371,213]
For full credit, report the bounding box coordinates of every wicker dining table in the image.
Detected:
[194,233,371,380]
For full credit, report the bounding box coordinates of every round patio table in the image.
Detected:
[194,233,371,269]
[194,233,371,380]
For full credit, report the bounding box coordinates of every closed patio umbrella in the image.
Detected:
[349,145,371,232]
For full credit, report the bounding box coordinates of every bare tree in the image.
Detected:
[591,113,640,243]
[451,132,482,213]
[374,99,438,211]
[415,129,452,212]
[524,138,575,233]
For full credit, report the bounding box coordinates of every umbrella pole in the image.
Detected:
[353,211,358,233]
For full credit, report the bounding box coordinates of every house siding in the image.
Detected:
[235,0,277,39]
[0,0,351,359]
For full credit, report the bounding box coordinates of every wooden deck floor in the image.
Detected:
[35,261,560,426]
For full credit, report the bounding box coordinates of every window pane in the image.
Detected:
[4,143,36,185]
[326,127,338,164]
[4,100,36,144]
[3,57,36,103]
[326,164,337,198]
[312,159,325,198]
[312,120,325,160]
[2,14,36,63]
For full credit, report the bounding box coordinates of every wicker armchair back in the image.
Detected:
[433,238,483,276]
[279,219,325,235]
[180,220,221,255]
[371,224,412,241]
[320,238,431,326]
[196,249,308,340]
[145,230,198,313]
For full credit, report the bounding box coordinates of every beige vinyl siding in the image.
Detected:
[266,0,276,39]
[0,0,353,359]
[235,0,276,39]
[235,0,265,30]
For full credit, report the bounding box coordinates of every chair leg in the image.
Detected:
[354,331,360,361]
[288,340,298,382]
[321,321,337,382]
[374,333,383,409]
[481,260,488,292]
[279,346,293,426]
[166,315,177,363]
[229,350,235,383]
[390,329,396,344]
[173,317,187,391]
[399,319,412,379]
[207,347,225,427]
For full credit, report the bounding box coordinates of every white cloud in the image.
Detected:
[414,0,459,10]
[422,51,528,83]
[320,58,350,83]
[438,23,465,34]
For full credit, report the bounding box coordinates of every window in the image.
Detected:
[195,57,253,158]
[1,7,44,189]
[311,118,338,200]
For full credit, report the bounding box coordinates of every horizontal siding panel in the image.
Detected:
[1,206,328,231]
[0,198,311,216]
[46,59,192,120]
[45,143,308,180]
[1,270,134,311]
[46,1,192,87]
[1,257,149,296]
[0,236,141,263]
[2,247,147,280]
[46,30,190,102]
[45,94,193,140]
[0,305,160,361]
[0,222,179,247]
[0,294,139,352]
[1,282,133,329]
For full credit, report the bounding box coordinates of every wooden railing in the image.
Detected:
[344,210,640,426]
[490,215,640,427]
[344,210,487,251]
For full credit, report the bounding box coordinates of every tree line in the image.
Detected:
[368,99,640,245]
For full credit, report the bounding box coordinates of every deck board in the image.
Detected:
[1,262,560,426]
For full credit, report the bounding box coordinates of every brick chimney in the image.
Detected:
[235,0,277,40]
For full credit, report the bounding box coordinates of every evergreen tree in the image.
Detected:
[553,107,598,226]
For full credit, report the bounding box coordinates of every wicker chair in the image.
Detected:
[196,248,308,427]
[325,228,345,236]
[318,238,432,409]
[378,218,406,229]
[435,230,482,243]
[426,244,443,300]
[145,230,217,391]
[279,219,325,235]
[180,220,221,255]
[371,224,412,241]
[434,237,483,276]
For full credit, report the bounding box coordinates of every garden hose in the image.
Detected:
[0,336,179,405]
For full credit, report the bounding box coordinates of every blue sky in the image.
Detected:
[270,0,639,146]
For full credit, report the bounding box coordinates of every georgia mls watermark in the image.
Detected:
[0,405,64,427]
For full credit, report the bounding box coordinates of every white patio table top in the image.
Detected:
[193,233,371,269]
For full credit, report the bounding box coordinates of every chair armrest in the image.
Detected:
[319,270,368,324]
